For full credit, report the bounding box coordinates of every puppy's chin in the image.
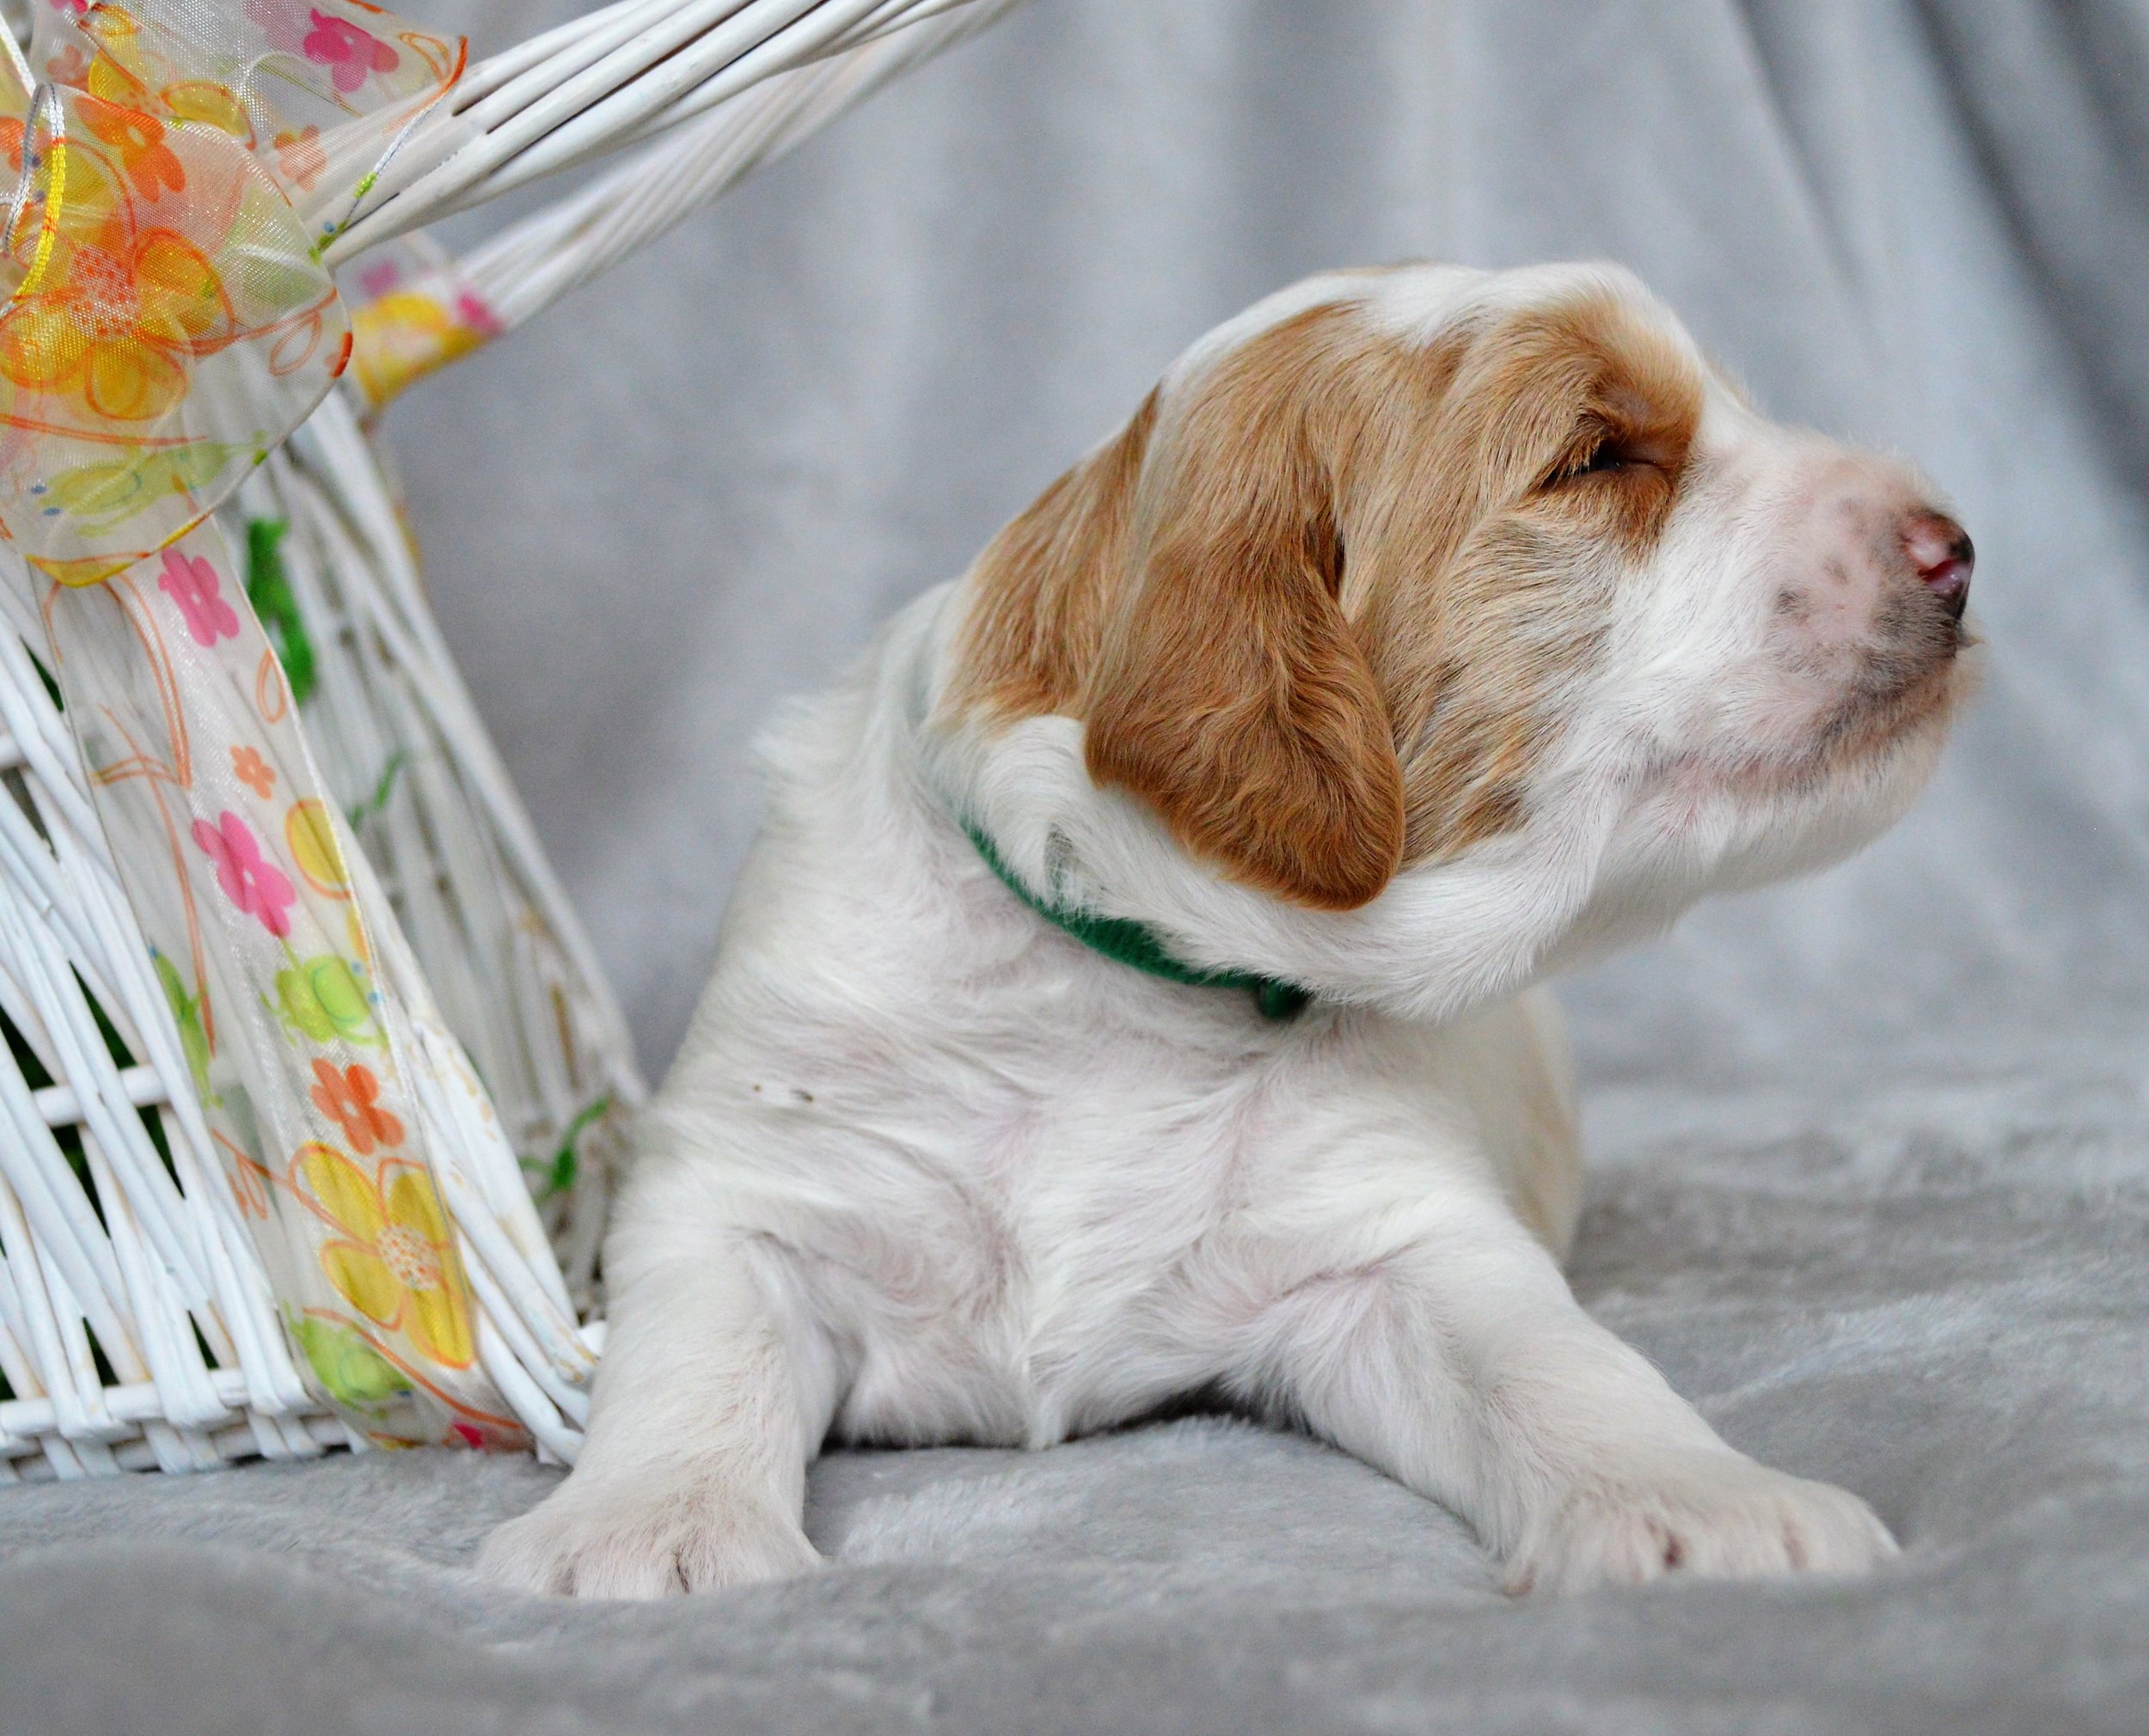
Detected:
[1803,618,1977,772]
[1548,645,1971,956]
[1679,648,1974,890]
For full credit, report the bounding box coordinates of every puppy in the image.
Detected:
[481,262,1975,1598]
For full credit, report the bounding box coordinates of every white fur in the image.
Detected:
[481,265,1964,1599]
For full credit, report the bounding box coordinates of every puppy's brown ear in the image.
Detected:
[1082,315,1405,912]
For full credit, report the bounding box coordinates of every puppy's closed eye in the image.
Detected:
[1547,443,1638,486]
[1544,426,1678,490]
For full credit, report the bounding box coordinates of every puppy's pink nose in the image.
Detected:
[1904,511,1974,620]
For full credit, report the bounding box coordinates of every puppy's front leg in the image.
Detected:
[478,1221,831,1598]
[1242,1189,1896,1594]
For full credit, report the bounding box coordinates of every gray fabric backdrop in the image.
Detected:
[5,3,2149,1733]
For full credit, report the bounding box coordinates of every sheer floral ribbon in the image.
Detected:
[0,4,545,1450]
[344,235,499,410]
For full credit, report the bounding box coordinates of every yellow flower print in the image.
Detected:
[0,220,232,423]
[349,288,499,409]
[291,1143,474,1370]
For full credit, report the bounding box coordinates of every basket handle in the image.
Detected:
[342,0,1019,406]
[321,0,1019,266]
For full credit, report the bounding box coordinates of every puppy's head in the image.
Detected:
[942,263,1975,1006]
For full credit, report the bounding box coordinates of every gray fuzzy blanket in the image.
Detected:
[9,1041,2149,1734]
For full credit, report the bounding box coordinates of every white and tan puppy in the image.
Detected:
[481,262,1975,1598]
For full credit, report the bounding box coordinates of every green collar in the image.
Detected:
[964,822,1311,1022]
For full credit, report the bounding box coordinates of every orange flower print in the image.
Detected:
[78,97,186,199]
[271,125,326,193]
[230,744,275,798]
[309,1058,404,1155]
[291,1145,473,1369]
[0,226,233,422]
[230,1156,271,1219]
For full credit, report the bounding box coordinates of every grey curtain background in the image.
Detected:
[392,1,2149,1090]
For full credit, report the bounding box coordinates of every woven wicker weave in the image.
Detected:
[0,0,1016,1480]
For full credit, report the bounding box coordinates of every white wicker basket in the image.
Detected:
[0,0,1015,1480]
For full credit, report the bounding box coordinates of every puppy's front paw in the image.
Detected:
[1506,1448,1897,1595]
[477,1469,823,1599]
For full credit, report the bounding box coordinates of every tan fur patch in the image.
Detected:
[1356,290,1703,859]
[1082,306,1409,910]
[944,280,1705,906]
[952,389,1158,720]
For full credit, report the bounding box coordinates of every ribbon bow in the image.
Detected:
[0,0,462,582]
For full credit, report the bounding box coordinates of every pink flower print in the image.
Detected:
[44,43,89,86]
[356,259,403,301]
[191,810,296,938]
[303,14,401,93]
[158,548,239,648]
[455,292,504,339]
[44,0,88,15]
